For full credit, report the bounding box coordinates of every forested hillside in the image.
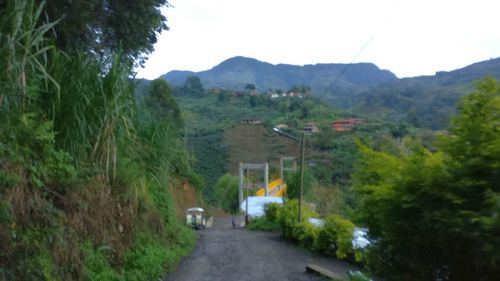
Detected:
[164,83,423,214]
[0,1,200,280]
[161,56,500,130]
[352,57,500,129]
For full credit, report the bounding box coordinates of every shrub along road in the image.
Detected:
[164,216,358,281]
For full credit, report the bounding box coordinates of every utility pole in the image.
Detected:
[245,168,249,225]
[298,132,305,222]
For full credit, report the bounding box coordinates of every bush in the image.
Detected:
[247,202,282,232]
[276,199,319,241]
[123,233,170,281]
[277,200,300,240]
[246,216,280,232]
[274,200,360,261]
[82,241,122,281]
[264,202,281,222]
[285,169,314,200]
[293,220,320,249]
[315,214,355,259]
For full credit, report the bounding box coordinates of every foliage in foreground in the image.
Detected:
[354,78,500,280]
[0,1,198,280]
[246,216,281,232]
[246,203,282,232]
[249,200,359,261]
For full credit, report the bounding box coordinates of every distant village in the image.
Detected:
[210,84,365,135]
[209,83,310,99]
[241,118,364,134]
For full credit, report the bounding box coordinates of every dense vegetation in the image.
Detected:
[212,174,240,214]
[248,201,360,262]
[161,56,500,130]
[353,58,500,129]
[0,1,199,280]
[250,78,499,281]
[131,74,433,217]
[2,2,495,280]
[354,79,500,280]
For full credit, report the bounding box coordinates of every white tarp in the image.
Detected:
[353,227,370,249]
[240,196,283,218]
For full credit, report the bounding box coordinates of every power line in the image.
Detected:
[321,4,401,96]
[322,34,376,95]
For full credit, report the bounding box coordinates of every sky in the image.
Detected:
[136,0,500,79]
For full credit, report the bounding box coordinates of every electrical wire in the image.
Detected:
[320,3,402,96]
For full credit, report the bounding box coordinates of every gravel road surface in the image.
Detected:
[164,216,358,281]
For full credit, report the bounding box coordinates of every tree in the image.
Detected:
[145,79,182,128]
[180,76,205,96]
[249,95,257,108]
[39,0,169,66]
[406,109,421,127]
[289,84,310,94]
[288,98,301,112]
[302,99,316,116]
[214,174,240,214]
[438,78,500,279]
[353,78,500,280]
[286,169,314,200]
[244,83,256,92]
[217,92,228,103]
[389,122,408,139]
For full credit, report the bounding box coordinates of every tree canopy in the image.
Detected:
[145,78,182,128]
[39,0,169,66]
[214,173,240,214]
[354,78,500,280]
[180,76,205,96]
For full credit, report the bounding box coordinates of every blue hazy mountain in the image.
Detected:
[161,56,397,95]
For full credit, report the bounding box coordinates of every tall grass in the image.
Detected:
[1,1,199,280]
[0,0,57,117]
[1,0,136,185]
[43,51,136,183]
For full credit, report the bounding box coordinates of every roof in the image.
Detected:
[187,207,204,212]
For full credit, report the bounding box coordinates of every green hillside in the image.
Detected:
[223,124,300,175]
[352,58,500,129]
[160,56,500,130]
[162,56,397,107]
[172,89,423,211]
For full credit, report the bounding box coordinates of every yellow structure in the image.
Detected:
[256,178,287,197]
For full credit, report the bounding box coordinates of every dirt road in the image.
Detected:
[164,216,358,281]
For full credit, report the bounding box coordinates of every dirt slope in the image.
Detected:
[170,178,200,218]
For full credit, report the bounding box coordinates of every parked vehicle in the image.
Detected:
[186,207,205,230]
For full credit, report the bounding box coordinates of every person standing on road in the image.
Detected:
[232,217,236,229]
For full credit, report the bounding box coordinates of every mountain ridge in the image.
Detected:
[162,56,397,93]
[158,56,500,129]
